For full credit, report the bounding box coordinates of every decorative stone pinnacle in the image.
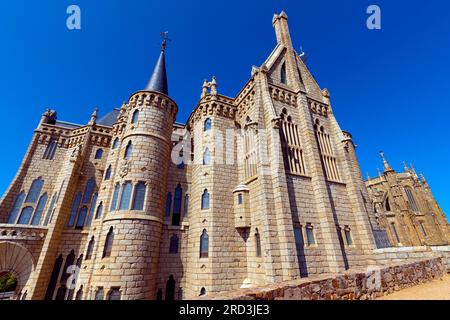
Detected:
[380,151,394,173]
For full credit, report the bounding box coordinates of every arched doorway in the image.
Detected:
[0,242,35,299]
[165,275,175,300]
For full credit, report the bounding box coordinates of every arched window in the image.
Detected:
[204,118,212,132]
[165,275,175,301]
[108,288,121,300]
[95,287,104,300]
[119,182,132,210]
[7,191,25,224]
[17,206,34,225]
[131,110,139,124]
[82,178,96,204]
[112,138,119,149]
[169,234,179,254]
[280,62,287,84]
[344,226,353,245]
[85,236,95,260]
[201,189,210,210]
[103,227,114,258]
[419,221,428,237]
[203,148,211,165]
[26,177,44,203]
[385,197,391,212]
[255,228,262,257]
[200,229,209,258]
[75,206,88,229]
[165,192,172,217]
[43,193,57,226]
[199,287,206,296]
[172,184,182,226]
[390,222,400,244]
[124,141,133,160]
[43,139,58,160]
[110,184,120,211]
[305,223,315,245]
[294,226,304,247]
[31,193,48,225]
[131,182,146,210]
[94,149,103,159]
[104,165,112,180]
[60,250,75,284]
[75,286,83,300]
[405,187,419,212]
[86,192,98,226]
[183,194,189,218]
[95,202,104,219]
[68,192,82,227]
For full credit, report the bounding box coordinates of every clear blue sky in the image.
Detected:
[0,1,449,219]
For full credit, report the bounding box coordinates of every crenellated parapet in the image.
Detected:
[128,91,177,118]
[307,97,330,117]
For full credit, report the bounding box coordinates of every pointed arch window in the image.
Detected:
[199,287,206,296]
[110,184,120,211]
[68,192,82,227]
[165,192,172,217]
[119,182,132,210]
[390,222,400,244]
[344,226,353,245]
[104,165,112,180]
[43,139,58,160]
[103,227,114,258]
[75,286,83,300]
[94,149,103,159]
[314,120,340,182]
[280,108,306,176]
[108,288,121,300]
[85,236,95,260]
[75,206,88,229]
[131,110,139,124]
[131,182,146,210]
[112,138,119,149]
[95,287,104,300]
[183,194,189,218]
[204,118,212,132]
[43,193,57,226]
[17,206,34,225]
[203,148,211,165]
[124,141,133,160]
[201,189,210,210]
[405,187,419,212]
[172,184,182,226]
[385,197,391,212]
[200,229,209,258]
[31,193,48,225]
[255,228,262,257]
[26,177,44,203]
[82,178,96,204]
[86,192,98,226]
[280,62,287,85]
[7,191,25,224]
[95,202,103,219]
[169,234,179,254]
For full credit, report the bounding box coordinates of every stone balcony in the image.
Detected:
[0,224,48,241]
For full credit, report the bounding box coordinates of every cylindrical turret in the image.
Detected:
[88,42,177,300]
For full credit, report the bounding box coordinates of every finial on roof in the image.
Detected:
[145,32,170,95]
[89,107,98,125]
[380,151,394,173]
[402,161,410,173]
[377,167,383,178]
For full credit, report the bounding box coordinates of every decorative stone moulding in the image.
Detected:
[128,91,178,118]
[308,98,329,117]
[0,225,47,241]
[269,86,297,106]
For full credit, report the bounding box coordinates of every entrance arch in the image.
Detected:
[0,241,35,299]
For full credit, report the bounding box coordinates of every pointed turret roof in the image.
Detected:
[145,35,169,95]
[380,151,394,173]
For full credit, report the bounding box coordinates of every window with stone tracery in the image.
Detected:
[314,119,340,182]
[280,109,306,175]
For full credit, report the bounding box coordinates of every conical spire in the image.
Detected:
[145,32,169,95]
[380,151,394,173]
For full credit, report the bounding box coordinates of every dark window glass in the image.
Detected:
[124,141,133,160]
[131,182,146,210]
[201,189,210,210]
[255,228,262,257]
[200,229,209,258]
[110,184,120,211]
[17,206,34,225]
[86,193,98,226]
[119,182,132,210]
[7,191,25,224]
[94,149,103,159]
[169,234,179,254]
[31,193,48,225]
[108,288,121,300]
[75,206,88,229]
[172,184,182,225]
[103,227,114,258]
[85,236,95,260]
[43,193,57,226]
[95,202,103,219]
[104,165,112,180]
[204,118,212,131]
[82,178,96,204]
[95,287,104,300]
[112,138,119,149]
[26,177,44,203]
[165,192,172,217]
[132,110,139,124]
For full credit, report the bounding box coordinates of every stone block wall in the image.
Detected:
[202,257,445,300]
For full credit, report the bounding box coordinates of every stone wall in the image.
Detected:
[201,257,445,300]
